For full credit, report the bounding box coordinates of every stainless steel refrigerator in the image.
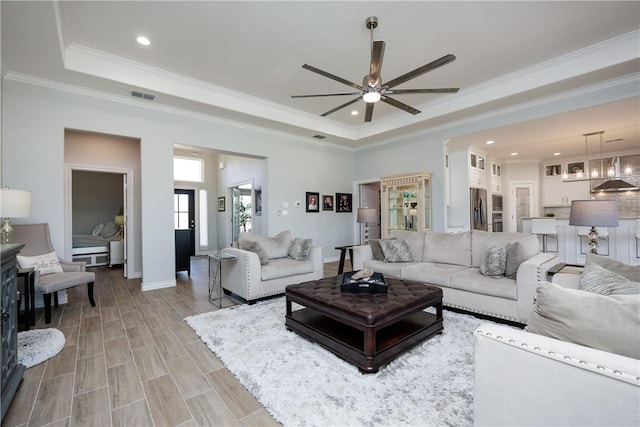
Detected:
[470,188,488,231]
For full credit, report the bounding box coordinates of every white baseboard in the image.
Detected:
[141,279,176,291]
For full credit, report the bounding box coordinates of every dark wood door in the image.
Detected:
[174,189,195,256]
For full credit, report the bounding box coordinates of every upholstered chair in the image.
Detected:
[11,223,95,324]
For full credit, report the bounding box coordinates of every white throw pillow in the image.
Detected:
[17,251,64,275]
[91,223,104,236]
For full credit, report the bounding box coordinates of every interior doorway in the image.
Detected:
[358,181,381,244]
[508,181,537,232]
[230,182,253,245]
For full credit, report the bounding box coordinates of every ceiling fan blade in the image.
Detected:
[364,103,374,122]
[386,88,459,94]
[291,92,360,98]
[381,96,421,115]
[302,64,364,91]
[368,41,386,87]
[384,54,456,89]
[320,97,361,117]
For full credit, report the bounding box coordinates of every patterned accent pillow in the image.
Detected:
[370,238,396,261]
[17,251,64,275]
[505,241,528,279]
[579,263,640,295]
[101,222,120,238]
[92,223,104,236]
[288,238,313,261]
[479,246,506,278]
[239,241,269,265]
[586,253,640,282]
[380,239,413,263]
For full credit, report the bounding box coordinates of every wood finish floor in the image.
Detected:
[4,258,348,427]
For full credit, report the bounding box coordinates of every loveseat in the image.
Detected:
[474,265,640,426]
[352,230,558,323]
[221,230,323,303]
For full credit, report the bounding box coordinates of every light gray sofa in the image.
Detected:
[221,230,323,303]
[474,274,640,426]
[352,230,558,323]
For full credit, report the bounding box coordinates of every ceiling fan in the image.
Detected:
[292,16,460,122]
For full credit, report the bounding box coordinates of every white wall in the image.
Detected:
[2,80,354,289]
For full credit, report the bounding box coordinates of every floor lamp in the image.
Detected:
[569,200,619,255]
[357,208,377,245]
[1,188,32,244]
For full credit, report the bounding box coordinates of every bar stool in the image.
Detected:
[531,218,557,253]
[578,226,609,256]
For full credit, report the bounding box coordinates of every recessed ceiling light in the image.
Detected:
[510,152,518,156]
[553,152,561,156]
[137,36,151,46]
[351,110,358,116]
[485,140,494,145]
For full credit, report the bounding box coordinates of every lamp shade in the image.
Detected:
[114,215,125,226]
[569,200,619,227]
[357,208,377,224]
[0,188,32,217]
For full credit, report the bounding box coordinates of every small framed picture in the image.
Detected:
[306,192,320,212]
[322,195,334,211]
[254,187,262,216]
[336,193,352,213]
[218,196,225,212]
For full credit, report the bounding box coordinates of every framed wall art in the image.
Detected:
[254,187,262,216]
[306,192,320,212]
[336,193,352,212]
[322,194,334,211]
[218,196,225,212]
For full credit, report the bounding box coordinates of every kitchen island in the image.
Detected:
[523,218,639,266]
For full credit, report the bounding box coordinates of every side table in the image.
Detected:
[547,263,584,281]
[209,252,236,308]
[17,267,35,330]
[335,245,355,274]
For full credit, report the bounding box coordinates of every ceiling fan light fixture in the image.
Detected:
[362,90,381,103]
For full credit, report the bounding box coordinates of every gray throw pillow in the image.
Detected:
[370,238,396,261]
[380,239,413,263]
[101,222,120,238]
[579,263,640,295]
[479,246,506,278]
[288,238,313,261]
[586,253,640,282]
[239,241,269,265]
[526,282,640,359]
[505,241,528,279]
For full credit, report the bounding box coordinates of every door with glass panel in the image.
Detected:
[174,189,195,256]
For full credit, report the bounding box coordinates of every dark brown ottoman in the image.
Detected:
[285,276,443,373]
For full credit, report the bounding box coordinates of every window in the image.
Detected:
[174,156,203,182]
[174,193,190,229]
[199,189,208,247]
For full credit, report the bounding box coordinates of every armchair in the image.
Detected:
[12,223,95,324]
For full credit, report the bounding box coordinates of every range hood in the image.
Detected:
[591,179,639,193]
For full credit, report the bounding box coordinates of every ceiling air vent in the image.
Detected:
[130,90,156,101]
[312,134,326,139]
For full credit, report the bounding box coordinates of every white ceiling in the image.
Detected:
[2,1,639,160]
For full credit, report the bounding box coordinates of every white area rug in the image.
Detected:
[17,328,66,369]
[185,298,500,426]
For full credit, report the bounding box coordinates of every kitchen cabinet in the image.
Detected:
[469,149,487,188]
[380,172,432,238]
[542,176,589,206]
[491,162,502,194]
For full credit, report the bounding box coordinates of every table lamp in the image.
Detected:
[1,188,32,244]
[569,200,618,254]
[357,208,377,244]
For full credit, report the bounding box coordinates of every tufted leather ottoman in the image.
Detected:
[285,276,443,373]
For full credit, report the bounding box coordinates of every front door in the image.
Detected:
[174,189,195,256]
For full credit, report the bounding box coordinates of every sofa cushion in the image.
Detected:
[380,239,413,262]
[526,282,640,359]
[449,268,517,300]
[401,262,466,288]
[389,230,425,263]
[504,241,529,279]
[586,253,640,282]
[17,251,64,275]
[362,260,413,279]
[239,241,269,265]
[423,231,471,267]
[288,238,313,261]
[261,257,314,280]
[479,246,506,278]
[471,231,538,268]
[239,230,293,259]
[579,263,640,295]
